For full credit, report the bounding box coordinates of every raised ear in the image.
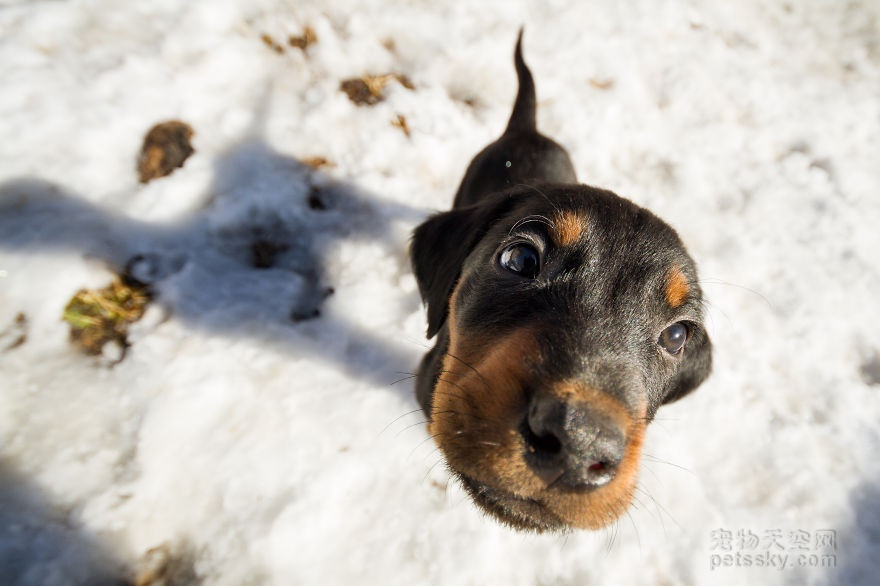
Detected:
[410,194,515,338]
[663,327,712,404]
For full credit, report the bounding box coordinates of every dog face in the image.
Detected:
[411,184,712,531]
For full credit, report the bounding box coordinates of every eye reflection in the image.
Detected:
[499,243,541,278]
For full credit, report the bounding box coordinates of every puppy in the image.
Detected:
[410,31,712,532]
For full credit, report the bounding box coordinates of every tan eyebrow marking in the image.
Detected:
[550,211,587,247]
[665,266,690,308]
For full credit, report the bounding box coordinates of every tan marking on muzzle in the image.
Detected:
[428,279,543,493]
[427,278,647,531]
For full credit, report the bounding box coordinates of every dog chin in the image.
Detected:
[458,473,567,533]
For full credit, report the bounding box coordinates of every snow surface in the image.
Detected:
[1,0,879,584]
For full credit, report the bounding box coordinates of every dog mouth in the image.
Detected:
[457,473,567,533]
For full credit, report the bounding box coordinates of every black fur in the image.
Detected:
[452,31,576,208]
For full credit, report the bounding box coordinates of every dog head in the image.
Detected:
[411,183,712,531]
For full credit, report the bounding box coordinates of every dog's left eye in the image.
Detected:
[499,243,541,278]
[659,322,688,354]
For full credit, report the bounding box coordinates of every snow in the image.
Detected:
[1,0,879,584]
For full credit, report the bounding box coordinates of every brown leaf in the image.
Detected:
[137,121,195,183]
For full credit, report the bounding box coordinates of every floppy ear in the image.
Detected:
[663,328,712,404]
[410,194,514,338]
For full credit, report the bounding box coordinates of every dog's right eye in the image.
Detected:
[499,243,541,278]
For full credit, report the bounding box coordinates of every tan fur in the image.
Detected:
[665,266,690,308]
[550,210,587,247]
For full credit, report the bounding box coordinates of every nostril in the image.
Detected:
[584,459,617,487]
[524,397,567,459]
[575,430,626,487]
[523,419,562,456]
[521,417,567,486]
[587,461,607,473]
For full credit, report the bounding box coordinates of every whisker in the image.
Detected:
[642,453,693,474]
[435,372,473,397]
[698,277,774,311]
[431,387,502,427]
[378,408,425,436]
[637,486,681,532]
[432,382,479,413]
[477,440,502,447]
[625,509,642,554]
[515,183,563,216]
[397,334,435,351]
[408,432,441,459]
[433,377,495,420]
[634,486,661,533]
[639,460,662,486]
[393,418,431,438]
[605,517,619,554]
[443,351,490,390]
[422,445,444,464]
[390,373,417,386]
[422,456,447,484]
[629,492,651,520]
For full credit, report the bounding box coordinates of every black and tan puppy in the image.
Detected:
[410,32,712,532]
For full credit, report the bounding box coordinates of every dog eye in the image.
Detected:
[659,322,688,354]
[499,243,541,278]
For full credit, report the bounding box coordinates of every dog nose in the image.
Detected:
[522,395,626,489]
